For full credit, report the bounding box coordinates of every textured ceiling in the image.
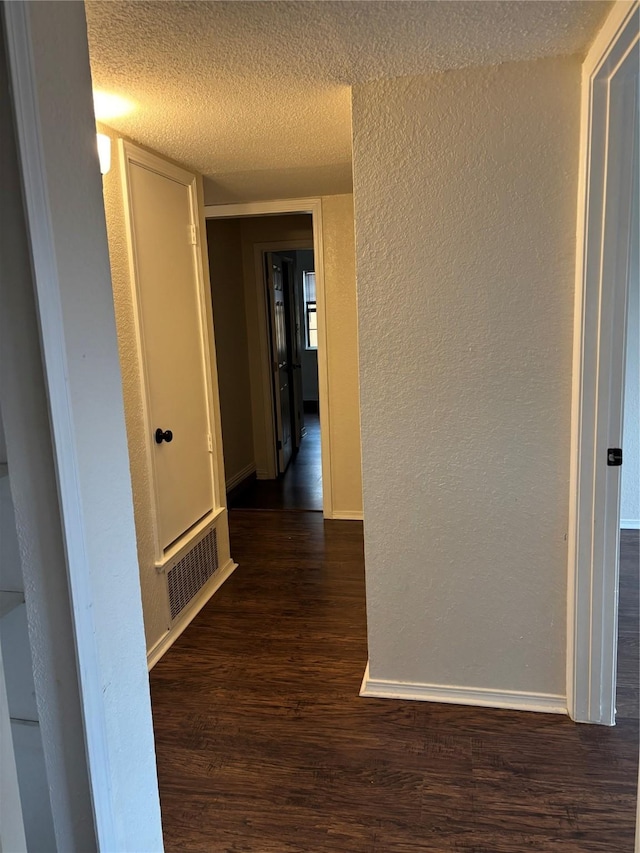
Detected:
[85,0,611,202]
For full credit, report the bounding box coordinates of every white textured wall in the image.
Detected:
[352,57,580,696]
[207,218,255,486]
[621,145,639,528]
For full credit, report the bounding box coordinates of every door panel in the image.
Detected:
[128,163,213,550]
[283,257,304,452]
[265,253,293,473]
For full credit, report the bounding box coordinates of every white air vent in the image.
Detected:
[167,527,218,621]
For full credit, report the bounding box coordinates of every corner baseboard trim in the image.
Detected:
[225,463,256,492]
[330,510,364,521]
[147,557,237,670]
[620,519,640,530]
[359,663,567,716]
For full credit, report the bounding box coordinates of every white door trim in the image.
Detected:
[567,0,639,726]
[204,199,334,518]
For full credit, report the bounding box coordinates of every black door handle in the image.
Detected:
[155,428,173,444]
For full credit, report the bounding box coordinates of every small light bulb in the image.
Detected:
[97,133,111,175]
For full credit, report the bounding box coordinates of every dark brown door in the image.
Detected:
[265,253,293,473]
[282,256,304,452]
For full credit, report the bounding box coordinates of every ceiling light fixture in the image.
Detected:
[97,133,111,175]
[93,90,135,121]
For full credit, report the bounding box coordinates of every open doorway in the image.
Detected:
[206,211,324,513]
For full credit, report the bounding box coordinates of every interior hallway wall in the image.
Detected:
[207,219,255,490]
[321,195,363,518]
[352,56,581,698]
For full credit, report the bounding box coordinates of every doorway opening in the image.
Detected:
[205,208,326,514]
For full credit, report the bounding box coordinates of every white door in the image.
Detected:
[127,160,213,552]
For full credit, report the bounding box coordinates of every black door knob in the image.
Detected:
[155,428,173,444]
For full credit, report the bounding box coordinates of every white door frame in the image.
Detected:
[205,200,334,519]
[567,0,639,726]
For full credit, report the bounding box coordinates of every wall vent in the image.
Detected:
[167,527,218,621]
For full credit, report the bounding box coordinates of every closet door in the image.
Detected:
[123,146,214,554]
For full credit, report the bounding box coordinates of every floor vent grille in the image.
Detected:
[167,527,218,621]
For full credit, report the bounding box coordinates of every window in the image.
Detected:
[303,270,317,349]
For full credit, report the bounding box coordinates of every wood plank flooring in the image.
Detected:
[228,415,323,512]
[150,515,638,852]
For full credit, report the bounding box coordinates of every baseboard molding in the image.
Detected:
[620,519,640,530]
[147,557,237,670]
[359,662,567,716]
[225,463,256,492]
[330,510,364,521]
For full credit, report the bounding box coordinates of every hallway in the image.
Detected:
[228,414,322,511]
[149,516,638,853]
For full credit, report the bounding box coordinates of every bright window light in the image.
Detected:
[97,133,111,175]
[303,271,317,349]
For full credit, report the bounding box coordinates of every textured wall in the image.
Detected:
[207,219,255,486]
[621,144,639,528]
[352,57,581,696]
[321,195,363,517]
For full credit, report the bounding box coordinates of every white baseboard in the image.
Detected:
[621,519,640,530]
[359,662,567,716]
[147,558,237,670]
[225,463,256,492]
[330,510,363,521]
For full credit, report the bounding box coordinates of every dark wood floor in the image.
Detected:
[150,517,638,852]
[228,415,322,512]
